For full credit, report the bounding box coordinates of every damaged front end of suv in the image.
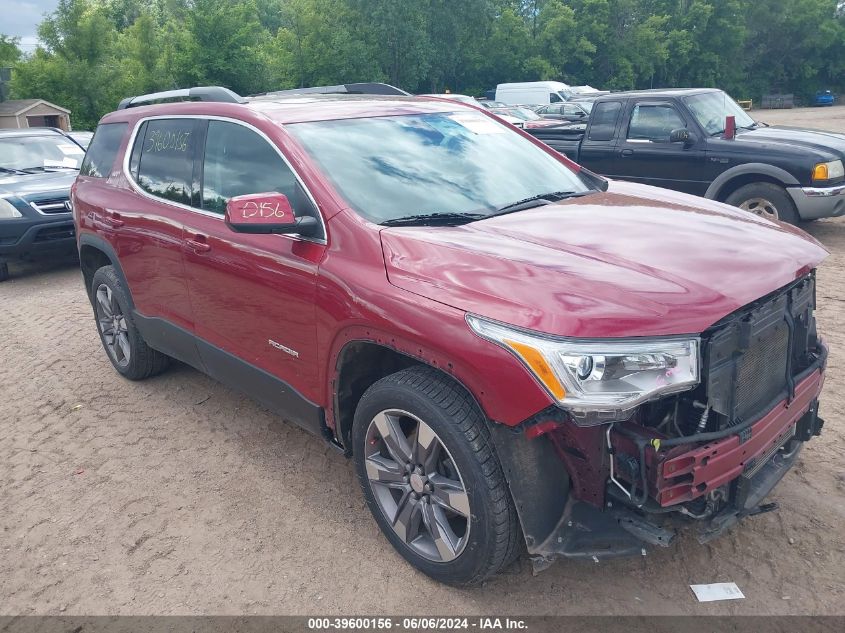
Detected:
[478,273,827,572]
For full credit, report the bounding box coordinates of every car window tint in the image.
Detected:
[550,93,562,103]
[628,104,685,142]
[80,123,127,177]
[128,121,147,180]
[588,101,621,141]
[201,120,315,218]
[135,119,195,205]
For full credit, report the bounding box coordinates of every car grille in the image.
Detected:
[29,196,70,214]
[705,274,818,427]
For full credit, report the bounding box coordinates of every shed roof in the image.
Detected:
[0,99,71,116]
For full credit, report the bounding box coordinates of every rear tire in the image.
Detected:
[91,265,169,380]
[726,182,799,224]
[0,262,8,282]
[352,366,521,586]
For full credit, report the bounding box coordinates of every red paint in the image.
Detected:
[724,115,736,140]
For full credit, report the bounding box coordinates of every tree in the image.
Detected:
[0,35,22,68]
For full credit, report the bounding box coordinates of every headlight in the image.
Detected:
[467,315,700,426]
[812,160,844,181]
[0,197,23,219]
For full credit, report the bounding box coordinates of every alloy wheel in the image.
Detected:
[364,409,471,562]
[95,283,131,367]
[739,197,779,220]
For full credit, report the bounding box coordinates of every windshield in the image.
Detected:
[0,134,84,171]
[684,91,756,135]
[288,111,591,223]
[574,101,594,113]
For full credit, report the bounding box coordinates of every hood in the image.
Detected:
[0,170,78,199]
[731,125,845,160]
[380,181,828,338]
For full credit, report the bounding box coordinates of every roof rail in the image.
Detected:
[117,86,246,110]
[250,82,410,98]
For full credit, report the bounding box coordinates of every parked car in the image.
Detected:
[495,81,571,106]
[418,93,479,105]
[813,90,835,107]
[534,87,845,223]
[489,106,562,130]
[73,86,828,586]
[0,128,85,281]
[535,101,592,122]
[67,130,95,148]
[476,100,507,109]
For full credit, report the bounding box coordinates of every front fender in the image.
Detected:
[705,162,800,200]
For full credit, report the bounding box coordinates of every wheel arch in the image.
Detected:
[705,163,799,202]
[331,338,486,453]
[78,234,134,309]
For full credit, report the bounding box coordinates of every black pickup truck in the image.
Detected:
[528,88,845,224]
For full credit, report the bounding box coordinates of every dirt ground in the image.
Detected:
[1,107,844,617]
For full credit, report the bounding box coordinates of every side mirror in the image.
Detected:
[225,192,320,237]
[669,128,691,144]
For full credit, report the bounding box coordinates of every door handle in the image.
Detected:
[185,236,212,253]
[103,212,124,228]
[621,149,634,157]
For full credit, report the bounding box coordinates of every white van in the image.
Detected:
[495,81,571,106]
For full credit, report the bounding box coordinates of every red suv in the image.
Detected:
[72,86,829,586]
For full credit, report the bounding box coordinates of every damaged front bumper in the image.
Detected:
[489,367,826,573]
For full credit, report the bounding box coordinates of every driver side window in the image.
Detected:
[201,120,317,221]
[627,104,685,142]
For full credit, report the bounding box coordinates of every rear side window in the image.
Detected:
[588,101,622,141]
[201,120,316,219]
[80,123,127,178]
[134,119,196,205]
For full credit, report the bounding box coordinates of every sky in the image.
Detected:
[2,0,60,52]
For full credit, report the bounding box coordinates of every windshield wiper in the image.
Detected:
[489,190,591,217]
[0,166,28,175]
[379,212,486,227]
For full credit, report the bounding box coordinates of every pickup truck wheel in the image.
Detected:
[91,265,169,380]
[0,262,8,282]
[352,366,520,586]
[726,182,799,224]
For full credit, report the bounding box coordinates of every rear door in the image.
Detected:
[613,100,708,195]
[578,100,623,174]
[84,118,197,334]
[180,118,327,423]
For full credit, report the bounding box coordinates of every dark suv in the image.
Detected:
[72,86,829,586]
[0,128,85,280]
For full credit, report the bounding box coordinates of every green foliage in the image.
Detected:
[3,0,845,128]
[0,35,22,68]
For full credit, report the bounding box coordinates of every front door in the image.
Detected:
[180,119,327,426]
[613,101,708,195]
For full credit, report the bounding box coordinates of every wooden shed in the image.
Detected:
[0,99,72,131]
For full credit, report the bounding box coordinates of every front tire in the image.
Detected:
[0,262,8,282]
[352,366,520,586]
[91,265,169,380]
[726,182,799,224]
